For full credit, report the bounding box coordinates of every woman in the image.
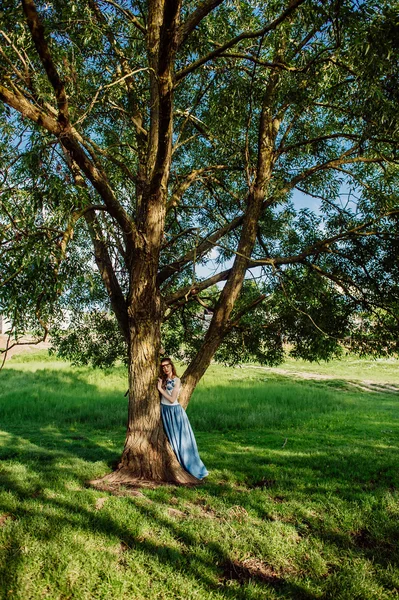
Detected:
[157,358,208,480]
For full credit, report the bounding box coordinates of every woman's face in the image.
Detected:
[161,361,173,378]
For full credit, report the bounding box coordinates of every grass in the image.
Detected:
[0,352,398,599]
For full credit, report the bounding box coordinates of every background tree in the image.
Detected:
[1,0,398,484]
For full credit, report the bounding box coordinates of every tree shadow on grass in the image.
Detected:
[1,428,398,599]
[0,465,319,600]
[197,428,399,578]
[0,368,398,598]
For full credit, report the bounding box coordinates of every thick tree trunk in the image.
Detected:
[100,1,186,486]
[99,244,199,486]
[107,328,198,484]
[100,325,199,484]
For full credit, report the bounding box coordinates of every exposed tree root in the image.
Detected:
[89,463,202,493]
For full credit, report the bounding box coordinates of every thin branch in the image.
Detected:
[252,210,399,267]
[277,132,360,154]
[175,0,307,81]
[161,227,198,249]
[0,45,29,86]
[0,265,25,288]
[74,67,150,126]
[167,165,229,212]
[87,0,148,142]
[165,268,231,307]
[157,213,245,286]
[100,0,146,34]
[295,185,353,217]
[195,295,215,311]
[81,137,139,184]
[0,29,33,87]
[178,0,226,47]
[0,331,48,369]
[218,52,297,71]
[278,133,399,155]
[174,109,218,146]
[307,262,399,327]
[228,294,267,329]
[173,77,216,151]
[291,25,319,56]
[1,19,135,239]
[276,268,343,341]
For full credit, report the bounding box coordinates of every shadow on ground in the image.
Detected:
[0,368,398,599]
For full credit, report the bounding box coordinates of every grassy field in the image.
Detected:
[0,352,398,599]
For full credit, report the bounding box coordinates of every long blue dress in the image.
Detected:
[161,378,208,480]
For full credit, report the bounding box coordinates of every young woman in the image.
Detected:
[157,358,208,480]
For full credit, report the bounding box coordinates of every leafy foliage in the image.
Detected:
[1,0,399,368]
[50,310,128,368]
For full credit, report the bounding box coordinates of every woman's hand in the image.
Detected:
[157,378,163,392]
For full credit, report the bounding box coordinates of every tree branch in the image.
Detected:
[165,268,231,306]
[1,15,136,240]
[161,227,198,250]
[158,144,394,289]
[218,52,297,71]
[157,213,244,285]
[21,0,70,128]
[167,164,229,212]
[100,0,147,34]
[165,206,399,307]
[87,0,147,144]
[277,132,360,154]
[84,211,129,341]
[0,83,61,135]
[177,0,226,48]
[175,0,307,81]
[227,294,267,329]
[278,133,399,155]
[146,0,182,203]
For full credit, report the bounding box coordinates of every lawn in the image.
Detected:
[0,352,398,599]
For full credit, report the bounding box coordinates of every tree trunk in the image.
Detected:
[99,327,199,485]
[99,0,186,486]
[107,332,198,484]
[99,247,199,486]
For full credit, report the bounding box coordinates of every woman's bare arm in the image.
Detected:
[158,378,181,403]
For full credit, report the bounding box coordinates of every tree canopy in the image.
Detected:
[1,0,399,363]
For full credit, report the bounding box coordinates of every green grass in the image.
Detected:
[0,352,398,599]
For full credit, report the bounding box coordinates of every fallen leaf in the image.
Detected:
[95,497,108,510]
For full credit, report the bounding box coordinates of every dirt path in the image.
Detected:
[245,365,399,395]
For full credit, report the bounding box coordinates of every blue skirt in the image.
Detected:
[161,404,208,480]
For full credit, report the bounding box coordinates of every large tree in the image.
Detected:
[1,0,398,484]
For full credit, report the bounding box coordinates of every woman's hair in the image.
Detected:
[159,357,177,386]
